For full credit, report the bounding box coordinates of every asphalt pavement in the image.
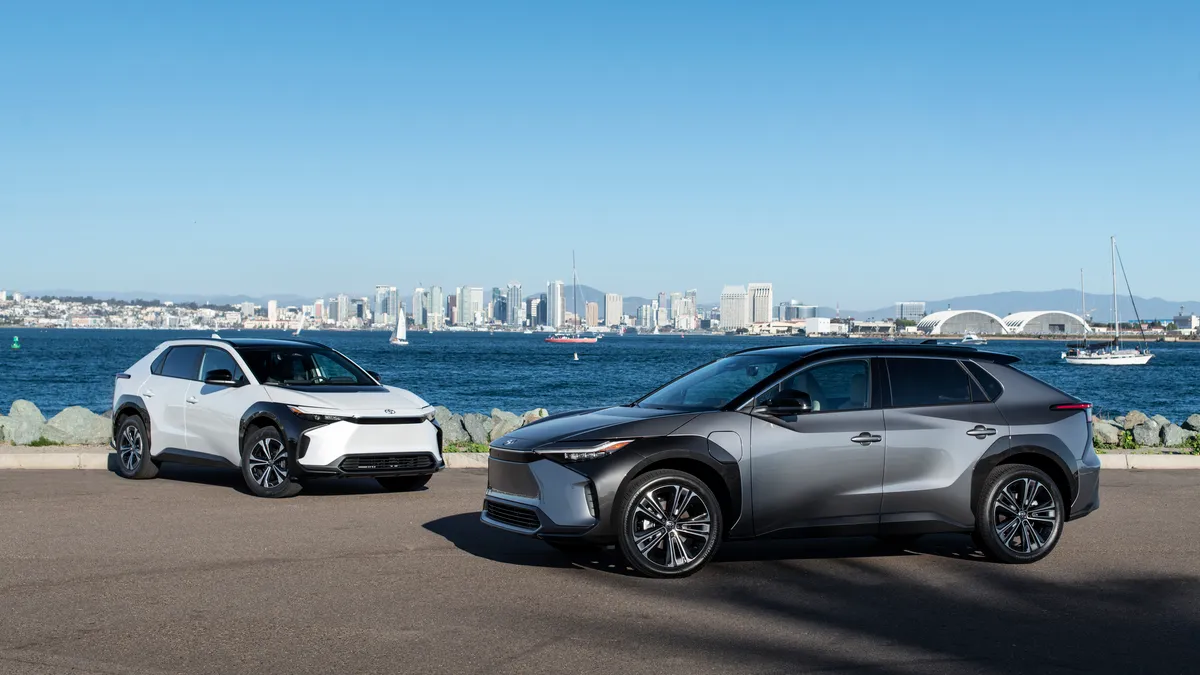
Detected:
[1,466,1197,674]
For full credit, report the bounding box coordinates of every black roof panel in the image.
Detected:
[727,343,1019,364]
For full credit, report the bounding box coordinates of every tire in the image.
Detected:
[114,414,158,479]
[616,469,723,578]
[375,475,432,492]
[974,464,1064,564]
[241,426,301,498]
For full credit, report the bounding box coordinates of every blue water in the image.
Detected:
[2,328,1198,423]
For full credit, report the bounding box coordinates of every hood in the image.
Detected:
[265,385,431,417]
[493,406,700,450]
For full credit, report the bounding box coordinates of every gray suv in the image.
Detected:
[481,344,1101,577]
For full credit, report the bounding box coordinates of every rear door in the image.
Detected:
[140,346,203,454]
[749,358,885,537]
[880,357,1011,531]
[185,347,257,464]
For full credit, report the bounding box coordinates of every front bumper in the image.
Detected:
[1068,448,1102,521]
[480,456,600,538]
[295,419,443,477]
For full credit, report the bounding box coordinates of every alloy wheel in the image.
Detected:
[118,425,143,473]
[992,477,1059,554]
[630,482,712,569]
[248,438,289,489]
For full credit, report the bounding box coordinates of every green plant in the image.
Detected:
[444,442,489,453]
[26,437,62,447]
[1119,430,1137,450]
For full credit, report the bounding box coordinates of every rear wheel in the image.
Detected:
[975,464,1064,564]
[241,426,301,498]
[115,415,158,479]
[617,469,723,578]
[375,475,432,492]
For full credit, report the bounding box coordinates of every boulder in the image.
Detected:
[432,406,455,427]
[1114,415,1126,427]
[1092,420,1122,446]
[1161,423,1192,448]
[1151,414,1172,429]
[489,409,523,442]
[462,413,493,445]
[522,408,549,425]
[40,407,112,445]
[8,400,46,425]
[2,418,44,445]
[0,414,7,442]
[1122,411,1147,430]
[1183,414,1200,432]
[441,413,470,445]
[1131,421,1161,447]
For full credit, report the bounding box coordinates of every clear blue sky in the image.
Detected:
[2,1,1197,310]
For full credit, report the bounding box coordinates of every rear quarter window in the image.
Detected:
[964,360,1004,401]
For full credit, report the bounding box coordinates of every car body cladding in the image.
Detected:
[970,435,1081,518]
[112,394,151,448]
[878,356,1013,532]
[673,412,751,537]
[238,401,323,465]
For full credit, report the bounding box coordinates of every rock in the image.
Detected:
[522,408,549,425]
[1151,414,1172,429]
[1092,420,1122,446]
[1131,421,1161,447]
[1122,411,1147,430]
[1161,423,1191,448]
[1183,414,1200,432]
[440,413,469,445]
[8,400,46,425]
[2,418,44,445]
[432,405,455,427]
[1114,415,1126,427]
[462,413,494,445]
[100,409,113,419]
[0,414,8,442]
[39,407,112,445]
[489,409,522,442]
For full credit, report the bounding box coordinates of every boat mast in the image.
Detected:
[1081,268,1087,347]
[572,250,579,336]
[1111,236,1118,344]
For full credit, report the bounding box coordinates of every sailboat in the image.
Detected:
[292,313,306,336]
[1063,237,1152,365]
[546,251,598,344]
[390,308,409,346]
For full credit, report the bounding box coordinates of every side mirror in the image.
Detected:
[367,370,382,383]
[752,392,813,417]
[204,369,240,386]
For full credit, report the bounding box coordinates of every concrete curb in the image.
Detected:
[0,450,1197,470]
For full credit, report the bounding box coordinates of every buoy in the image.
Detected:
[573,352,579,361]
[11,336,20,350]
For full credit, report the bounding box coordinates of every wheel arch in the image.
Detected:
[238,403,300,456]
[113,395,150,444]
[971,438,1077,516]
[621,439,743,534]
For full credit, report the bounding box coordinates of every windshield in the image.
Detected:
[235,347,376,386]
[637,353,799,410]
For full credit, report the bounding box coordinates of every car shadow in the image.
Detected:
[423,512,577,569]
[110,458,423,498]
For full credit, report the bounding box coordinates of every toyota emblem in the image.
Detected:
[383,409,395,414]
[503,439,517,446]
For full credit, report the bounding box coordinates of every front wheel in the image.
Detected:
[975,464,1064,564]
[616,469,723,578]
[114,415,158,479]
[375,475,432,492]
[241,426,301,498]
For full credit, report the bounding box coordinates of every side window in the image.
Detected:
[158,346,203,380]
[964,360,1003,401]
[150,349,169,375]
[201,348,246,384]
[886,358,973,408]
[760,359,870,412]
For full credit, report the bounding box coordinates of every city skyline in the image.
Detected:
[3,3,1198,307]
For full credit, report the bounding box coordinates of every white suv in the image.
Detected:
[111,337,443,497]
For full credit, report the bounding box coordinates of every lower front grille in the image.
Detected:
[484,500,541,531]
[340,453,435,473]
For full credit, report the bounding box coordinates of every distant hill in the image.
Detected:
[850,290,1200,322]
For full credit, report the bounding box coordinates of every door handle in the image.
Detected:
[966,425,996,439]
[144,390,155,398]
[850,433,882,446]
[186,396,198,404]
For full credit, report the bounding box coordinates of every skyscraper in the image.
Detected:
[506,282,522,325]
[412,288,426,327]
[429,286,444,329]
[266,300,278,323]
[585,301,599,327]
[719,286,750,330]
[465,287,484,325]
[748,283,773,323]
[604,293,622,326]
[313,298,324,322]
[336,293,350,323]
[373,285,390,324]
[547,280,565,328]
[669,292,683,319]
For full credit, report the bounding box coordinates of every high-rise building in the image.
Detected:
[465,287,484,325]
[447,294,458,325]
[336,293,351,323]
[547,281,565,328]
[637,304,653,328]
[313,299,324,322]
[669,292,683,320]
[658,292,668,314]
[604,293,622,326]
[720,286,750,330]
[895,301,926,322]
[411,288,426,327]
[240,302,256,318]
[506,282,522,325]
[685,289,698,313]
[267,300,278,323]
[373,285,390,324]
[748,283,773,323]
[527,294,546,327]
[780,300,818,321]
[429,286,444,329]
[584,301,599,327]
[0,290,7,303]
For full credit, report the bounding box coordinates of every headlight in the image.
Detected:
[287,406,352,423]
[534,439,633,463]
[422,410,437,422]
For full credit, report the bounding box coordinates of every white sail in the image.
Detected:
[293,313,305,336]
[391,308,408,344]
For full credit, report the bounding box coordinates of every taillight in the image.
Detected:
[1051,402,1092,423]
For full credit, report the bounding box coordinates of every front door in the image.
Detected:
[140,345,203,454]
[185,347,256,464]
[880,357,1012,531]
[750,358,885,537]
